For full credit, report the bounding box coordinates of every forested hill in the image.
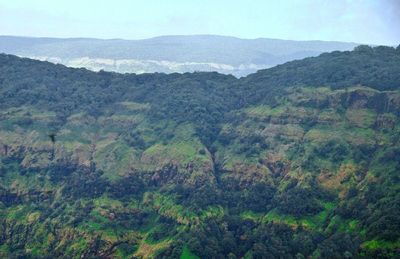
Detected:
[1,45,400,112]
[1,45,400,145]
[1,45,400,258]
[243,45,400,91]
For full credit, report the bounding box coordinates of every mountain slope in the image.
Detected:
[0,35,359,76]
[0,46,399,258]
[244,45,400,90]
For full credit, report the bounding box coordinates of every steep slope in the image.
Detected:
[0,45,399,258]
[0,35,359,76]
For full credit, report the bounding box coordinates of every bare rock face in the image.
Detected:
[20,147,53,169]
[344,89,374,109]
[0,143,8,156]
[287,86,400,114]
[148,163,216,188]
[0,187,21,207]
[338,88,400,113]
[375,113,397,129]
[263,154,291,178]
[222,163,272,189]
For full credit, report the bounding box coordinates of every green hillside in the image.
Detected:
[0,45,399,258]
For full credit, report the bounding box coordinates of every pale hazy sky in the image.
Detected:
[0,0,399,45]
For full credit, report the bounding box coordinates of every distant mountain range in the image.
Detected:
[0,35,361,76]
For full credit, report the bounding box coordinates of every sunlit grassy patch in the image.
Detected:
[261,201,336,230]
[180,245,200,259]
[134,238,172,259]
[362,239,400,250]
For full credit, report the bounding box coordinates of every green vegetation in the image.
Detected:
[0,46,400,258]
[180,246,199,259]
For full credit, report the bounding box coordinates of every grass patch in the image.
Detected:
[120,101,150,111]
[180,245,200,259]
[142,140,209,170]
[95,140,136,180]
[144,192,197,225]
[134,238,172,259]
[240,211,264,222]
[362,240,400,250]
[262,202,336,230]
[244,105,286,118]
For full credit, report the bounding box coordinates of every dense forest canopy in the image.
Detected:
[0,45,400,258]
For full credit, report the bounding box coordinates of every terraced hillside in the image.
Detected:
[0,45,399,258]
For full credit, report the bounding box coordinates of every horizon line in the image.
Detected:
[0,33,369,45]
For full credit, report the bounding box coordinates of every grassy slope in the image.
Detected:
[1,86,399,257]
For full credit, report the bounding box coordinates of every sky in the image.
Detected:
[0,0,399,45]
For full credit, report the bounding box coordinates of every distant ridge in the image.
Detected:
[0,34,361,76]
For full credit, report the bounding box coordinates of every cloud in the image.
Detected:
[0,0,398,44]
